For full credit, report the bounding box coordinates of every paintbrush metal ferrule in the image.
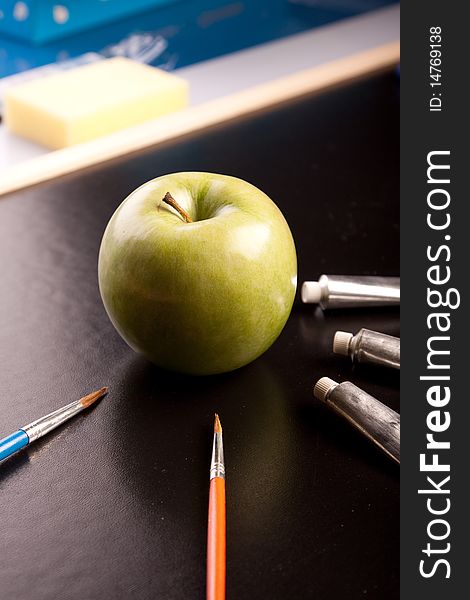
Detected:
[210,416,225,480]
[22,387,107,442]
[21,399,84,442]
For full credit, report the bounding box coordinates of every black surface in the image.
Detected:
[0,73,399,599]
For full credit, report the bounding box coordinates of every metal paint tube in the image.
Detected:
[333,328,400,370]
[314,378,400,464]
[301,275,400,309]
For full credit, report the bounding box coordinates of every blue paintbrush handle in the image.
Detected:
[0,430,29,461]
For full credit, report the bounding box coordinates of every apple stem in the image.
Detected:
[161,192,193,223]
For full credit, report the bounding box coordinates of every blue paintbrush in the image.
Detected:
[0,387,108,462]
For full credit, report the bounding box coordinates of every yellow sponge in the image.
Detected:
[4,57,189,149]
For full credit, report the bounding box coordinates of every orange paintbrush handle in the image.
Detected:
[207,476,226,600]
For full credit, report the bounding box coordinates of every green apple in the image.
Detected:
[98,172,297,375]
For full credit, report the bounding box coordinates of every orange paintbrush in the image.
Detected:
[207,414,226,600]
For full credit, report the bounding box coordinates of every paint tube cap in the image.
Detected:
[301,281,322,303]
[333,331,353,356]
[313,377,338,401]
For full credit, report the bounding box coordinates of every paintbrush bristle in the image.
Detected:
[80,387,108,408]
[214,413,222,433]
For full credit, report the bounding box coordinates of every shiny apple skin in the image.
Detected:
[98,172,297,375]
